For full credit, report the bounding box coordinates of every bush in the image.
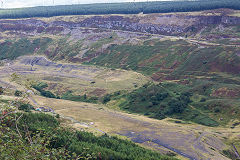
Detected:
[0,86,3,95]
[200,98,206,102]
[18,103,34,112]
[61,91,98,103]
[56,114,60,118]
[32,82,48,91]
[14,90,23,97]
[102,94,111,104]
[32,82,56,98]
[214,108,220,113]
[165,99,186,115]
[40,90,56,98]
[178,92,192,104]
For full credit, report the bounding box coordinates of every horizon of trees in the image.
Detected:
[0,0,239,19]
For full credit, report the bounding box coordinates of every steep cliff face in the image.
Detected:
[0,9,240,37]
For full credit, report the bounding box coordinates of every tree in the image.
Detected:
[166,99,186,115]
[83,94,87,100]
[178,92,192,104]
[102,94,111,104]
[0,86,3,95]
[14,90,23,97]
[18,103,34,112]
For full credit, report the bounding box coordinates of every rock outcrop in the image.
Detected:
[1,9,240,36]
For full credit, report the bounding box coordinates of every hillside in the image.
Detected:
[0,8,240,160]
[0,9,239,126]
[0,106,175,159]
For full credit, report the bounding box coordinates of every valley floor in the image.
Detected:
[30,95,238,160]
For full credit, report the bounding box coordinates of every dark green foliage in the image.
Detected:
[56,114,60,118]
[61,91,98,103]
[0,113,75,159]
[214,108,220,113]
[200,98,206,102]
[32,82,48,91]
[32,82,99,103]
[0,0,239,19]
[102,94,111,104]
[32,82,57,98]
[50,130,174,160]
[165,99,186,115]
[14,90,23,97]
[40,90,56,98]
[83,94,87,100]
[0,86,3,95]
[17,112,59,132]
[18,103,34,112]
[117,83,173,119]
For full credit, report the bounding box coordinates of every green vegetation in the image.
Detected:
[32,82,99,103]
[0,38,52,60]
[88,41,240,77]
[173,46,240,76]
[0,111,176,159]
[45,38,84,61]
[32,82,57,99]
[223,138,240,160]
[17,103,34,112]
[88,40,197,75]
[102,94,111,104]
[105,82,219,126]
[61,91,98,103]
[0,0,239,19]
[86,38,240,126]
[0,86,3,95]
[14,90,23,97]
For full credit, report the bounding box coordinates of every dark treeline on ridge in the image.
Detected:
[0,0,239,19]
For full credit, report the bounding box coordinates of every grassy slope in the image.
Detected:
[1,35,239,127]
[0,37,86,61]
[0,38,52,60]
[106,83,219,127]
[88,40,196,75]
[88,39,240,76]
[86,39,240,126]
